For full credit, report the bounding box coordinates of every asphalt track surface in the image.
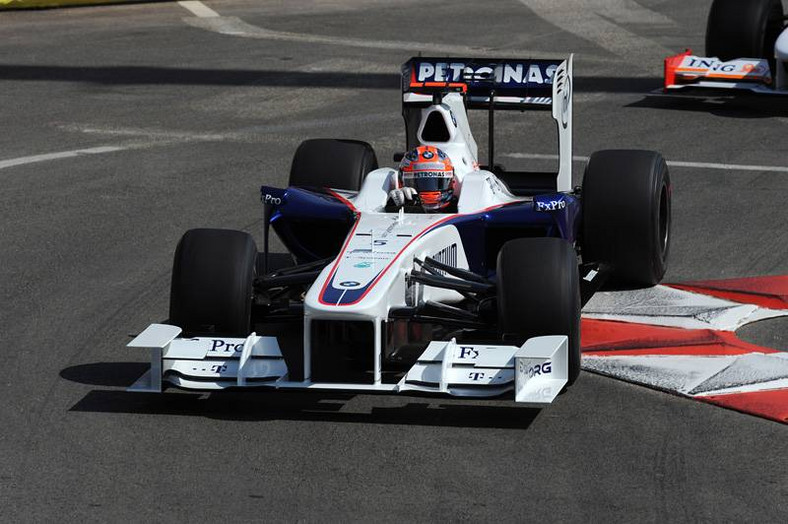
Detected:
[1,1,787,521]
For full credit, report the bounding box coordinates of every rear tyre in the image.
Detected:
[582,150,671,287]
[170,228,257,337]
[289,138,378,191]
[706,0,784,60]
[497,238,581,385]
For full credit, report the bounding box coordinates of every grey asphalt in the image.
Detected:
[1,0,786,521]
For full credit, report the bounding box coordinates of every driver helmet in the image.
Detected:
[398,145,456,211]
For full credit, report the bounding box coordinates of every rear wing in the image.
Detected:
[402,57,572,109]
[401,56,574,192]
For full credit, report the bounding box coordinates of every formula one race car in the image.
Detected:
[127,55,672,406]
[664,0,788,95]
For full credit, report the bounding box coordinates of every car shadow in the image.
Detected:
[60,363,540,430]
[627,92,788,118]
[0,64,664,96]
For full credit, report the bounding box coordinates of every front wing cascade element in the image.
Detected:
[127,324,568,406]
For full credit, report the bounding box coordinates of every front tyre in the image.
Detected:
[169,228,257,337]
[706,0,784,60]
[582,150,671,287]
[497,238,582,385]
[289,138,378,191]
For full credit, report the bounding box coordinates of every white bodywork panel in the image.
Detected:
[417,93,479,179]
[514,336,568,405]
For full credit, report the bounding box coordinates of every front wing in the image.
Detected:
[127,324,569,406]
[663,50,785,95]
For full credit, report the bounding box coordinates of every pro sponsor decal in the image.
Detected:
[534,193,567,212]
[674,55,771,82]
[457,346,479,359]
[485,175,504,195]
[209,340,244,353]
[260,185,286,206]
[682,57,767,74]
[413,61,558,86]
[519,360,553,378]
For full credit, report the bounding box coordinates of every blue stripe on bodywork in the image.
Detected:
[321,271,383,305]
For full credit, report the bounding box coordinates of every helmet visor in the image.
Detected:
[402,170,454,192]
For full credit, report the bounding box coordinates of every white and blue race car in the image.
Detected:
[127,56,672,406]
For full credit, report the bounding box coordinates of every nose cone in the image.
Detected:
[305,214,416,313]
[304,212,453,315]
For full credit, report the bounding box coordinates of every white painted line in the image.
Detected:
[178,8,578,60]
[0,146,125,170]
[80,146,124,154]
[665,160,788,173]
[506,153,589,162]
[2,113,394,172]
[178,1,220,18]
[503,152,788,173]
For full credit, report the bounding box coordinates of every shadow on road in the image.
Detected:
[61,361,151,388]
[628,92,788,118]
[0,65,401,88]
[0,63,661,95]
[61,363,539,429]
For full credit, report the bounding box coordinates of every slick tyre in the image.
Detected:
[582,150,671,287]
[170,228,257,337]
[706,0,784,60]
[289,138,379,191]
[497,238,581,385]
